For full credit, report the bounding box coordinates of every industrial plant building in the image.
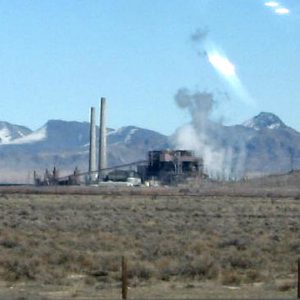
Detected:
[138,150,203,184]
[34,98,203,186]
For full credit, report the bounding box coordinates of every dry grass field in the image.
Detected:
[0,187,299,299]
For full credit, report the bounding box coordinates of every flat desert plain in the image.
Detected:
[0,189,298,299]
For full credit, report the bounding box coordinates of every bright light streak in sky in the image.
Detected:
[202,0,291,106]
[203,42,255,106]
[208,53,236,77]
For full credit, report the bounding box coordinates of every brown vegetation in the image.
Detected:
[0,192,298,298]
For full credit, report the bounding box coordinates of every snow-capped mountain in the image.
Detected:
[1,112,300,182]
[242,112,286,131]
[108,125,168,147]
[196,112,300,177]
[0,121,32,144]
[107,125,169,165]
[0,120,169,182]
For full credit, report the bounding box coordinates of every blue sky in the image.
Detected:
[0,0,299,134]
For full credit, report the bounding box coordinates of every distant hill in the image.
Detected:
[242,112,286,130]
[0,120,169,183]
[0,112,300,183]
[200,112,300,177]
[238,112,300,176]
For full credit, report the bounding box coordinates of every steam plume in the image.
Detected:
[174,89,246,179]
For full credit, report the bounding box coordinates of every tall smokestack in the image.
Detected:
[89,107,97,182]
[98,97,107,179]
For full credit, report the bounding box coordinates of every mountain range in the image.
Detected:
[0,112,299,183]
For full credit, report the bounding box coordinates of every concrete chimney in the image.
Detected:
[98,97,107,179]
[89,107,97,182]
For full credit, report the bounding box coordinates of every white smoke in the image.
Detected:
[172,29,253,180]
[173,89,246,180]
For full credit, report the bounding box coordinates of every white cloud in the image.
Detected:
[274,7,290,14]
[264,1,280,7]
[264,1,290,15]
